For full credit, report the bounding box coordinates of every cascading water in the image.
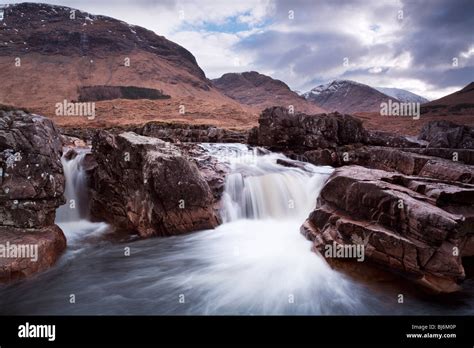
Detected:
[213,144,331,221]
[55,148,109,248]
[56,149,90,222]
[1,144,469,315]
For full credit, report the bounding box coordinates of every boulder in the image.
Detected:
[0,109,67,281]
[177,143,230,201]
[301,165,474,293]
[0,225,66,282]
[89,131,219,238]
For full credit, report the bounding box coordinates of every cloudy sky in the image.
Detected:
[5,0,474,99]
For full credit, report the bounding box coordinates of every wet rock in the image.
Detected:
[0,109,67,281]
[177,143,230,201]
[301,165,474,293]
[63,148,78,161]
[0,225,66,282]
[89,131,219,238]
[60,134,87,148]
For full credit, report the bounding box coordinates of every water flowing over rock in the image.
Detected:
[0,109,66,282]
[249,107,474,293]
[301,165,474,293]
[89,131,219,237]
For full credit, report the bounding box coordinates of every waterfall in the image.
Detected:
[56,149,90,222]
[201,143,333,222]
[56,148,109,247]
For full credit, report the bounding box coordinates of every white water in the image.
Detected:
[56,149,90,222]
[55,148,109,249]
[4,143,461,315]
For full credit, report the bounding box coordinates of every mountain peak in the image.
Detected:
[303,80,397,114]
[375,87,429,103]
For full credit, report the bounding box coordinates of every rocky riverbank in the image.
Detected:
[1,105,473,294]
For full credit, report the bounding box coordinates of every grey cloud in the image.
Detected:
[234,0,473,93]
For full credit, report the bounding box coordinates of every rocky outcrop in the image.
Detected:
[0,109,67,281]
[304,146,474,183]
[365,130,427,148]
[301,165,474,293]
[251,107,474,185]
[89,131,219,238]
[249,106,366,152]
[60,122,249,145]
[139,122,248,143]
[401,147,474,165]
[419,120,474,149]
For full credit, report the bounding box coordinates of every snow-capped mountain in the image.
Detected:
[375,87,429,103]
[303,80,397,114]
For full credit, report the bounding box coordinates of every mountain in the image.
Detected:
[213,71,326,114]
[375,87,429,103]
[303,80,397,114]
[0,3,256,127]
[422,82,474,115]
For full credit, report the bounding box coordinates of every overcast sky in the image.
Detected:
[4,0,474,99]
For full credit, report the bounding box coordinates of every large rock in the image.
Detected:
[301,165,474,293]
[304,146,474,183]
[419,121,474,149]
[249,106,366,151]
[0,225,66,282]
[89,131,219,238]
[0,109,67,281]
[176,143,230,201]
